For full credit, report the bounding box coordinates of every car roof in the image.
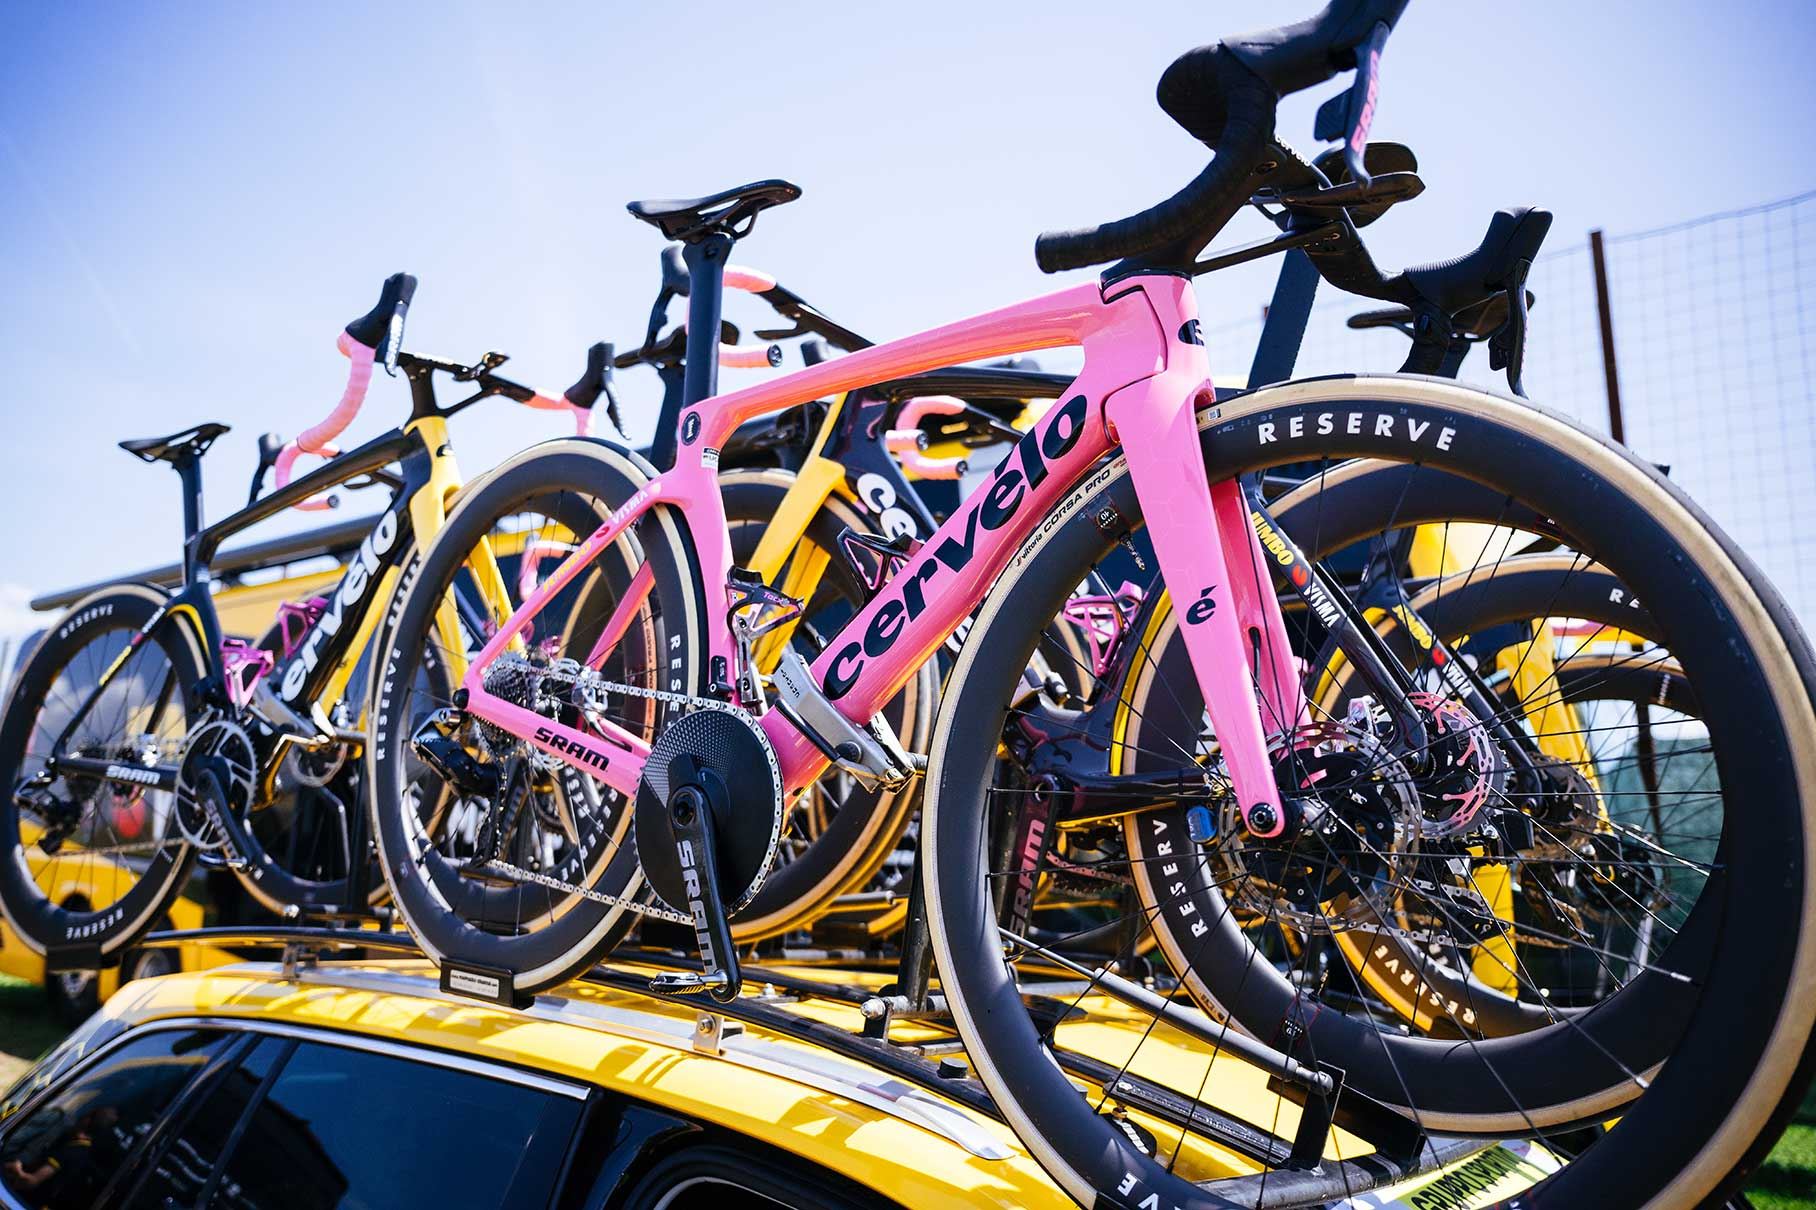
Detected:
[78,950,1560,1210]
[97,957,1072,1209]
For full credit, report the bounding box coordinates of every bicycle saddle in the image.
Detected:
[627,180,802,242]
[119,422,231,465]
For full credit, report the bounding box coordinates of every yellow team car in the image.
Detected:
[0,929,1559,1210]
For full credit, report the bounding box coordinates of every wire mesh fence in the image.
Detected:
[1210,189,1816,624]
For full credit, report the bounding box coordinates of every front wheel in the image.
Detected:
[922,377,1816,1208]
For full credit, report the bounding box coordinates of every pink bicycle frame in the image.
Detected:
[459,272,1303,832]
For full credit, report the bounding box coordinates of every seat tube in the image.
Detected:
[1108,278,1287,840]
[647,364,686,472]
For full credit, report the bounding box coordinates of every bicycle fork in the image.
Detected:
[1110,380,1301,839]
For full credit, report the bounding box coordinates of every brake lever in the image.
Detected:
[248,432,284,507]
[1489,265,1534,398]
[752,323,812,342]
[381,298,410,378]
[599,345,628,438]
[1314,20,1390,187]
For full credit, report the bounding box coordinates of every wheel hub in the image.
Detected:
[1211,721,1420,932]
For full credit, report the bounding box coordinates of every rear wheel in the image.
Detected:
[0,585,204,965]
[369,440,707,996]
[923,378,1816,1207]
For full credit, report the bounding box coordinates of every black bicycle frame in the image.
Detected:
[47,425,436,789]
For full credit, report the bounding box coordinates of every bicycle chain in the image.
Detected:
[488,654,751,720]
[470,654,754,926]
[473,856,692,925]
[489,660,1497,947]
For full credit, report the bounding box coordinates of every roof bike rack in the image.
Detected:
[134,923,1473,1197]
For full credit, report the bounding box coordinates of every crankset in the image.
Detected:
[409,662,784,950]
[635,708,785,1002]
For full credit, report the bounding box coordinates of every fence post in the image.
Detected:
[1588,228,1627,444]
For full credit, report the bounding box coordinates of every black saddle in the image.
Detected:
[119,422,231,465]
[626,179,801,242]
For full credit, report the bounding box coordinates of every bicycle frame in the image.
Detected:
[48,414,503,801]
[460,273,1305,833]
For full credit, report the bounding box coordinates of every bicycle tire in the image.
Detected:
[923,376,1816,1208]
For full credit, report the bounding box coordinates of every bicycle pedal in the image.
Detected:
[411,709,501,801]
[647,969,732,997]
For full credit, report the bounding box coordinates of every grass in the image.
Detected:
[0,974,64,1090]
[1751,1122,1816,1209]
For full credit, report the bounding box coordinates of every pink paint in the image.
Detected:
[273,329,600,514]
[1062,582,1144,680]
[458,272,1293,838]
[585,563,657,671]
[220,596,325,707]
[719,342,781,369]
[897,395,967,428]
[221,639,275,708]
[516,538,575,601]
[723,265,778,293]
[271,334,377,510]
[517,389,598,436]
[889,397,970,478]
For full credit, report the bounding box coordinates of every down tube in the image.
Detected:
[762,384,1116,787]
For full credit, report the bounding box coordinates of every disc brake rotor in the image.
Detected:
[1210,721,1421,934]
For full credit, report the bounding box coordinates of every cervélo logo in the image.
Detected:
[280,507,402,700]
[824,394,1091,699]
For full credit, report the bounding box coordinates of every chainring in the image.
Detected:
[635,707,784,919]
[174,718,257,853]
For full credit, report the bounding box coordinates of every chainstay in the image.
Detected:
[488,654,750,718]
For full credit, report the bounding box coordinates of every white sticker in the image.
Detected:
[446,968,502,999]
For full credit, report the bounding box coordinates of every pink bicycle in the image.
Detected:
[367,3,1816,1205]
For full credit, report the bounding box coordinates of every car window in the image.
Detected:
[208,1040,581,1210]
[0,1029,224,1210]
[1,1013,133,1128]
[122,1037,289,1210]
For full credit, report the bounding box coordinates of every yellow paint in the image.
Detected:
[91,957,1494,1199]
[743,395,854,667]
[0,820,237,990]
[1496,624,1605,797]
[1404,526,1546,998]
[107,963,1074,1209]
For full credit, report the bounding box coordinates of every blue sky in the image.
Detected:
[2,1,1814,624]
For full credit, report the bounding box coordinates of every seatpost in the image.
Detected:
[175,451,206,580]
[681,233,733,411]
